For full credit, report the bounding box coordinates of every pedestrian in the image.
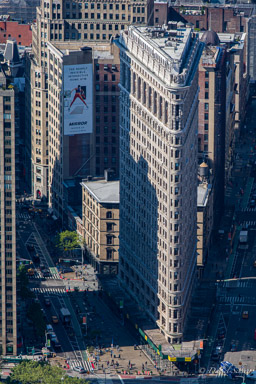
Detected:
[129,360,130,366]
[111,351,113,358]
[107,361,109,366]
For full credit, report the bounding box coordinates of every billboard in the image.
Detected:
[63,64,93,135]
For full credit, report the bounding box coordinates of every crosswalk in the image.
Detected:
[68,359,92,372]
[219,295,256,304]
[221,280,255,288]
[241,207,256,212]
[30,287,66,294]
[17,213,31,220]
[28,272,60,280]
[240,220,256,227]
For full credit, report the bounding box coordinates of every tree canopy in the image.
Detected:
[55,231,81,252]
[27,302,46,337]
[17,264,34,299]
[8,360,88,384]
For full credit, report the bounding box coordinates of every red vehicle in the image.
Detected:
[254,329,256,341]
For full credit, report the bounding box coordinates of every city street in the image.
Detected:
[14,99,256,381]
[16,205,92,373]
[204,98,256,374]
[16,204,158,380]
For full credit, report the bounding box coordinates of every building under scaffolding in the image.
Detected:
[0,0,39,22]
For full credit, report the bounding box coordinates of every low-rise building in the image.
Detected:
[197,165,214,276]
[0,21,32,46]
[81,171,119,275]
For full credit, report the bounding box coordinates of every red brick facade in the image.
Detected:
[0,21,32,46]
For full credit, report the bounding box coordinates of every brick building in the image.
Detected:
[94,46,120,178]
[198,31,226,221]
[170,6,248,33]
[156,4,256,81]
[0,22,32,46]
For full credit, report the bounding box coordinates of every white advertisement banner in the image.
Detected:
[63,64,93,135]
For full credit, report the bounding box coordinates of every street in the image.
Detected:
[14,100,256,381]
[205,98,256,374]
[16,204,158,380]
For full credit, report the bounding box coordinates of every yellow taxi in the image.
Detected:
[242,311,249,319]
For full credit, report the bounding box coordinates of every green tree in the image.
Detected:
[55,230,81,258]
[27,302,46,337]
[17,264,34,299]
[9,360,88,384]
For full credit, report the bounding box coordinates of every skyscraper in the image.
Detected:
[117,25,201,343]
[26,0,154,214]
[0,69,17,356]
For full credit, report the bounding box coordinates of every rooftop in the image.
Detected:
[117,24,202,87]
[127,24,193,68]
[81,180,119,204]
[197,183,211,207]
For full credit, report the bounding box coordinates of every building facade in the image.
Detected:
[26,0,154,207]
[117,25,201,343]
[197,164,213,274]
[81,174,119,274]
[0,71,17,356]
[0,21,32,46]
[198,32,226,226]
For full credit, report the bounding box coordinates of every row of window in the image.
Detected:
[64,13,144,22]
[62,32,117,40]
[64,2,144,11]
[95,84,117,92]
[96,157,116,165]
[96,74,116,81]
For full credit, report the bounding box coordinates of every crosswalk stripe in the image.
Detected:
[30,287,66,294]
[28,273,60,280]
[68,359,92,372]
[17,213,31,219]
